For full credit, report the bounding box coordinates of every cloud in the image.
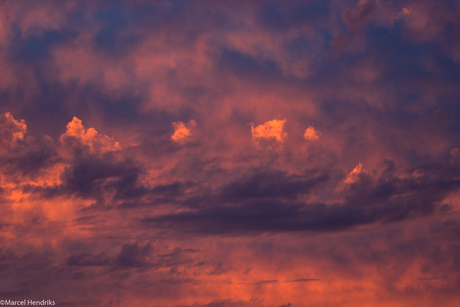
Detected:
[67,252,111,267]
[1,136,58,178]
[345,163,367,184]
[60,117,121,154]
[171,120,197,145]
[450,148,460,164]
[180,298,265,307]
[0,113,58,178]
[0,1,460,306]
[116,242,152,268]
[303,125,321,141]
[412,168,425,178]
[219,169,329,202]
[58,155,144,201]
[0,112,27,151]
[141,161,460,235]
[0,115,145,205]
[330,0,378,53]
[250,119,287,148]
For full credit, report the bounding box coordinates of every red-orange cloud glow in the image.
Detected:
[171,119,197,144]
[303,125,321,141]
[60,117,121,153]
[250,119,287,148]
[345,163,367,183]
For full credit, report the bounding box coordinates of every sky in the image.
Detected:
[0,0,460,306]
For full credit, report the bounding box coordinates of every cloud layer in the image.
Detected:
[0,0,460,306]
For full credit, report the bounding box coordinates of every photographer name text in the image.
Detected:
[0,300,55,306]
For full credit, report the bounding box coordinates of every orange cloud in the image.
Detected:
[60,117,120,153]
[0,112,27,150]
[251,119,287,148]
[345,163,367,183]
[304,125,321,141]
[171,119,197,144]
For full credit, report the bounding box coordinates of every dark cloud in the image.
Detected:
[52,154,145,202]
[67,252,111,267]
[116,242,152,268]
[65,243,198,276]
[0,113,59,178]
[1,136,59,178]
[11,29,79,65]
[142,162,460,234]
[218,48,282,81]
[93,7,143,56]
[219,168,329,202]
[259,0,330,31]
[331,0,378,53]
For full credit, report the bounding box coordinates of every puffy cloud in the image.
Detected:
[171,120,197,145]
[60,117,120,154]
[303,125,321,141]
[250,119,287,148]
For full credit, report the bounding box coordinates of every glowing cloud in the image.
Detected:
[171,120,197,144]
[0,112,27,150]
[251,119,287,148]
[303,125,321,141]
[345,163,366,183]
[60,117,120,153]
